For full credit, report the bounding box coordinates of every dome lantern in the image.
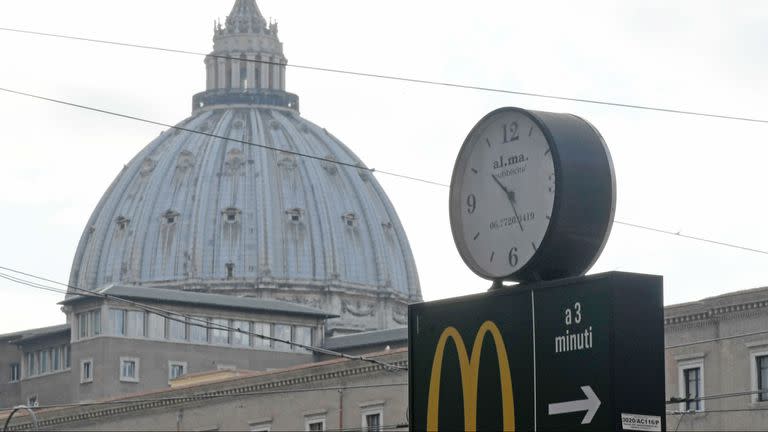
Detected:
[195,0,296,113]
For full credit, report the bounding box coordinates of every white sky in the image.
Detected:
[1,0,767,334]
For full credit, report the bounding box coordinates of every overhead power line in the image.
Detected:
[667,389,765,405]
[665,328,768,349]
[1,26,768,125]
[1,86,767,258]
[613,221,768,256]
[0,86,447,188]
[0,265,408,372]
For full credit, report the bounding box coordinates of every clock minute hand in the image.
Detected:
[491,174,524,232]
[491,173,511,194]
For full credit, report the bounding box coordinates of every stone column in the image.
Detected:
[271,56,280,90]
[246,54,257,90]
[260,54,269,90]
[217,57,227,89]
[205,56,216,90]
[279,59,286,91]
[231,53,241,89]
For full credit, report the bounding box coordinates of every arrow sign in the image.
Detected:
[548,385,601,424]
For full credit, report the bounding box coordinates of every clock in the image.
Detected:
[449,107,615,283]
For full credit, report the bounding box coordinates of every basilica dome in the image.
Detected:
[68,0,421,334]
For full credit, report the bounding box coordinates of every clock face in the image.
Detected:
[450,109,556,279]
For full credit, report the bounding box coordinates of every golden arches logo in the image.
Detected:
[426,320,515,431]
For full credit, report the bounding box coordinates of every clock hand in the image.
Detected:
[490,173,510,194]
[509,199,525,232]
[491,174,524,232]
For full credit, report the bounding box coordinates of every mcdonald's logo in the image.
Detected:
[427,320,515,431]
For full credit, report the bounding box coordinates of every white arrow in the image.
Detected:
[547,385,601,424]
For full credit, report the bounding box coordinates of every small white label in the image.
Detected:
[621,413,661,431]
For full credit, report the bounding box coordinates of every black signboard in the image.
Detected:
[408,272,665,431]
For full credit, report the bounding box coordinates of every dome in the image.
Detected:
[68,0,420,334]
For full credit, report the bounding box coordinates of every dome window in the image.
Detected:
[285,208,304,223]
[342,212,358,228]
[222,207,241,224]
[163,210,180,225]
[116,216,130,231]
[225,263,234,280]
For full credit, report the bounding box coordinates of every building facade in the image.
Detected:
[665,286,768,430]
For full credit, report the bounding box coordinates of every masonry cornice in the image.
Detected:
[7,352,408,431]
[664,299,768,327]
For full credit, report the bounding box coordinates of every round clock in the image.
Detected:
[449,107,615,283]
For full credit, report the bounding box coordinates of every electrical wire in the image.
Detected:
[667,389,765,405]
[613,220,768,256]
[2,26,768,125]
[0,265,408,372]
[5,258,768,354]
[665,328,768,349]
[2,85,767,258]
[669,407,768,414]
[0,86,447,188]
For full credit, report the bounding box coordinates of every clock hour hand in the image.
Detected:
[491,174,524,232]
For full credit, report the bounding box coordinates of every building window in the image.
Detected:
[294,326,312,353]
[253,322,271,348]
[360,402,384,432]
[342,212,358,228]
[25,352,36,377]
[232,320,250,347]
[677,356,704,412]
[75,309,101,339]
[80,358,93,384]
[163,210,180,224]
[169,361,187,382]
[127,310,145,337]
[148,313,166,339]
[120,357,140,383]
[169,315,187,341]
[363,412,382,432]
[40,350,49,374]
[190,317,209,343]
[27,395,38,407]
[116,216,130,230]
[23,345,70,378]
[52,347,60,371]
[10,363,20,382]
[274,324,292,351]
[757,354,768,402]
[249,420,272,432]
[111,308,126,335]
[304,413,326,431]
[76,309,102,339]
[683,367,701,411]
[285,208,304,223]
[223,207,240,224]
[91,309,102,335]
[212,318,229,345]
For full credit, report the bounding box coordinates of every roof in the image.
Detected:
[665,285,768,317]
[60,285,337,318]
[323,327,408,350]
[0,324,69,343]
[67,106,421,302]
